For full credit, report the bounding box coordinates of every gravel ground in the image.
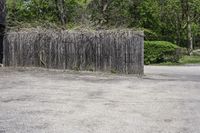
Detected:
[0,66,200,133]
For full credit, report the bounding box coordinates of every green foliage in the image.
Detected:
[4,0,200,48]
[143,28,159,40]
[179,55,200,64]
[6,0,81,28]
[111,69,117,74]
[144,41,180,65]
[87,0,131,27]
[153,55,200,65]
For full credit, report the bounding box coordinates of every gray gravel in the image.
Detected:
[0,66,200,133]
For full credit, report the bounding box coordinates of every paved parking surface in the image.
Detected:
[0,66,200,133]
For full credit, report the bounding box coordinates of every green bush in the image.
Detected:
[144,41,181,65]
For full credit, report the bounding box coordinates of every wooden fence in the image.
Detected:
[3,30,144,74]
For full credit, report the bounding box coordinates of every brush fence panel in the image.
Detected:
[3,30,144,74]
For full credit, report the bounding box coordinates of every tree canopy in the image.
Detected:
[5,0,200,50]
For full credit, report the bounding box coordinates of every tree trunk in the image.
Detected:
[180,0,193,55]
[55,0,66,26]
[187,14,193,55]
[0,0,6,25]
[99,0,109,24]
[0,0,6,64]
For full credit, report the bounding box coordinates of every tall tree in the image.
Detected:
[180,0,193,54]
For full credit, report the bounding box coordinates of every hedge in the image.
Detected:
[144,41,181,65]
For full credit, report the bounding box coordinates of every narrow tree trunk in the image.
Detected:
[0,0,6,64]
[187,14,193,55]
[0,0,6,25]
[99,0,110,24]
[55,0,66,26]
[180,0,193,55]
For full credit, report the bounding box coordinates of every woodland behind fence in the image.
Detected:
[3,30,144,74]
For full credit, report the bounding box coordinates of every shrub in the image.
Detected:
[144,41,181,65]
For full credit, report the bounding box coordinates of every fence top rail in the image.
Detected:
[5,29,144,37]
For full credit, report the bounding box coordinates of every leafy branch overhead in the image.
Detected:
[4,0,200,50]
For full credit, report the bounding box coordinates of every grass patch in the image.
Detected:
[153,55,200,66]
[179,55,200,64]
[111,69,117,74]
[156,62,181,66]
